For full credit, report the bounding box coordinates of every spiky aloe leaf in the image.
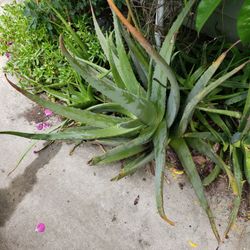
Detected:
[202,165,221,186]
[60,37,158,125]
[170,138,221,243]
[87,103,136,119]
[107,0,180,127]
[91,4,109,59]
[90,125,156,165]
[153,0,195,125]
[5,75,126,128]
[0,121,142,141]
[107,35,126,89]
[154,121,175,225]
[111,151,154,181]
[113,13,145,96]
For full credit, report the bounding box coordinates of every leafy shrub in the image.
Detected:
[0,2,104,107]
[23,0,125,34]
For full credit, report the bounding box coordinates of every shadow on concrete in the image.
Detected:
[0,142,62,227]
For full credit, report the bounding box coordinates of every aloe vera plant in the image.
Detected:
[1,0,249,243]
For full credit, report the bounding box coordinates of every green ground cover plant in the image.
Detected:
[0,1,104,108]
[0,0,249,245]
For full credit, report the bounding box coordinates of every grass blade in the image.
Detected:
[178,61,249,135]
[197,107,242,119]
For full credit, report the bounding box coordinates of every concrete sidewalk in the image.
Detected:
[0,1,249,250]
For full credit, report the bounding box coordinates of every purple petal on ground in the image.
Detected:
[44,108,53,116]
[35,122,51,131]
[36,123,44,130]
[35,223,46,233]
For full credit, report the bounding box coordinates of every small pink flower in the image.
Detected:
[35,223,45,233]
[44,108,53,117]
[5,52,11,60]
[35,122,51,130]
[7,41,13,46]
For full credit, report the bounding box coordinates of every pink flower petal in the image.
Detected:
[44,108,53,117]
[7,41,13,46]
[5,52,11,60]
[35,122,51,131]
[35,223,45,233]
[36,123,44,130]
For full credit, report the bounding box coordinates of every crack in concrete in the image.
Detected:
[0,142,62,227]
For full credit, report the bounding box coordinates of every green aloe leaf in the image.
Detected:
[170,138,221,243]
[196,0,222,33]
[113,14,144,95]
[60,37,158,125]
[107,0,180,127]
[154,121,175,225]
[202,165,221,186]
[107,35,126,89]
[90,126,156,165]
[152,0,196,120]
[111,151,154,181]
[0,122,142,141]
[5,75,125,128]
[237,0,250,43]
[87,103,136,118]
[121,26,149,72]
[157,0,195,125]
[91,5,109,59]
